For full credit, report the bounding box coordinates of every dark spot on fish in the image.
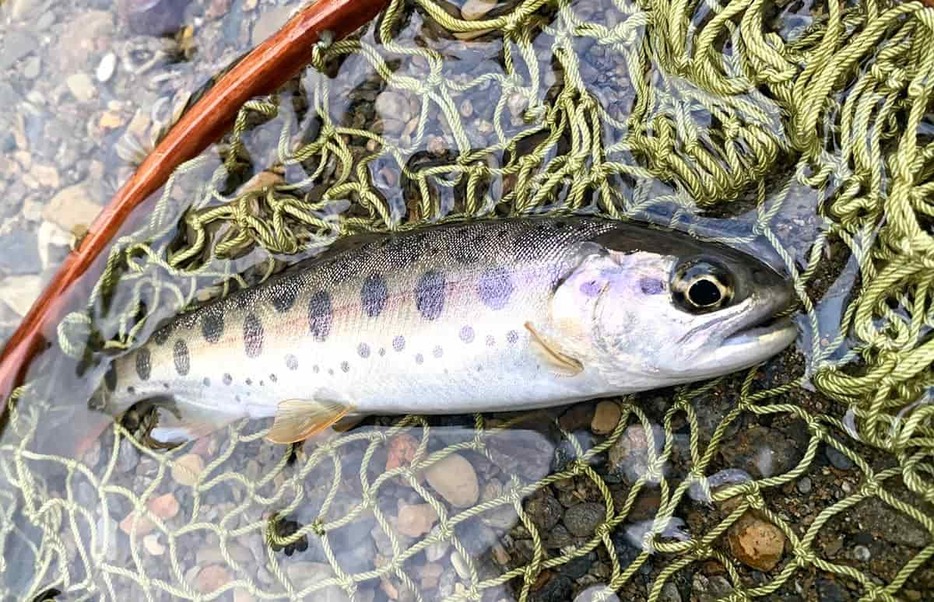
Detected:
[640,277,664,295]
[328,368,334,376]
[477,267,514,310]
[136,349,151,381]
[235,395,241,403]
[580,279,603,297]
[259,380,264,386]
[244,313,264,358]
[415,353,424,365]
[486,335,495,347]
[285,354,299,370]
[203,377,211,387]
[459,325,475,343]
[308,291,333,341]
[507,330,519,344]
[361,273,388,318]
[163,382,170,389]
[415,270,445,320]
[433,346,443,358]
[393,336,405,352]
[104,363,118,392]
[153,326,172,345]
[127,386,136,395]
[379,347,386,356]
[245,378,252,386]
[173,340,190,376]
[271,284,297,313]
[450,234,484,263]
[223,373,233,385]
[202,311,224,344]
[313,365,320,374]
[232,288,257,310]
[341,361,350,373]
[270,374,278,383]
[358,343,370,358]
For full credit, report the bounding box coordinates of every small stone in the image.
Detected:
[375,90,415,124]
[98,111,125,130]
[386,433,419,471]
[0,31,38,70]
[171,453,204,487]
[0,275,42,316]
[22,56,40,80]
[116,438,139,473]
[530,573,572,602]
[691,574,733,602]
[66,73,96,103]
[396,503,437,537]
[825,445,854,470]
[424,453,479,507]
[727,512,786,571]
[460,0,497,21]
[143,533,165,555]
[251,5,292,44]
[563,502,606,537]
[574,585,621,602]
[852,545,871,562]
[559,404,594,432]
[591,401,621,435]
[96,52,117,82]
[286,562,350,601]
[195,565,231,594]
[424,526,450,562]
[120,493,179,536]
[419,563,443,589]
[796,476,812,494]
[120,0,192,36]
[608,424,665,484]
[234,589,255,602]
[658,582,682,602]
[0,230,41,276]
[43,183,101,231]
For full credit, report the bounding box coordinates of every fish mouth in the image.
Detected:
[682,291,798,378]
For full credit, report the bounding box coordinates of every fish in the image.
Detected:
[94,217,797,446]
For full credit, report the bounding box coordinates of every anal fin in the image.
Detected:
[266,398,353,444]
[524,321,584,377]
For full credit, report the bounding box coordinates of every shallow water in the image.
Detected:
[2,0,932,600]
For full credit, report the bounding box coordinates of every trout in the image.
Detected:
[96,217,796,445]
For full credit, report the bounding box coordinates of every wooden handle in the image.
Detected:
[0,0,389,413]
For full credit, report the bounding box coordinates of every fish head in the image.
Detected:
[554,227,797,387]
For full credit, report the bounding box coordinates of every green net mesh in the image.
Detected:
[2,0,934,600]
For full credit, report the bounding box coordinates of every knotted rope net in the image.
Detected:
[2,0,933,600]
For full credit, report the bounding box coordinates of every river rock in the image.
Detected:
[591,401,621,435]
[424,453,479,507]
[396,503,437,537]
[727,511,786,571]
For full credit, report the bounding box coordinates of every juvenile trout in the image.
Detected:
[97,217,796,444]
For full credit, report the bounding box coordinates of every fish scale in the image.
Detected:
[99,217,796,444]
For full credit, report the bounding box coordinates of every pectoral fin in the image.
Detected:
[266,398,353,444]
[524,321,584,377]
[147,404,242,447]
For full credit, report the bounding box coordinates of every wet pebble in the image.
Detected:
[396,503,437,537]
[852,544,871,562]
[608,424,665,484]
[796,476,812,494]
[529,573,573,602]
[727,512,786,571]
[0,229,40,275]
[195,565,231,594]
[171,453,204,487]
[563,502,605,537]
[460,0,497,20]
[96,52,117,82]
[119,493,179,536]
[487,429,554,480]
[142,533,165,556]
[659,582,682,602]
[0,30,38,70]
[116,438,139,473]
[424,525,450,562]
[286,562,350,600]
[574,585,621,602]
[825,444,854,470]
[691,574,734,602]
[65,72,96,103]
[591,401,621,435]
[419,562,444,589]
[718,426,801,478]
[525,491,563,531]
[119,0,192,36]
[424,453,479,507]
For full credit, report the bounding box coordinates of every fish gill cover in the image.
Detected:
[1,0,933,600]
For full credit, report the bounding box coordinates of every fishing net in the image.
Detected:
[2,0,934,599]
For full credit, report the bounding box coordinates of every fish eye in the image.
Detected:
[671,259,734,313]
